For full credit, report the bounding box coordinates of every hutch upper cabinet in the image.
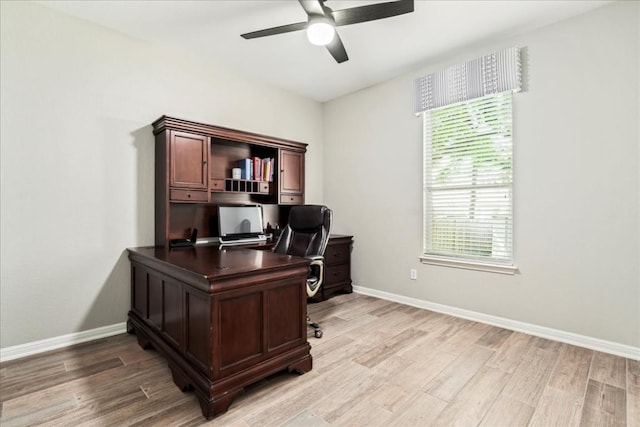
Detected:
[279,149,304,205]
[169,131,209,190]
[153,116,307,246]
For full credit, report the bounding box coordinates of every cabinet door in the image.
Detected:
[170,131,208,189]
[279,149,304,203]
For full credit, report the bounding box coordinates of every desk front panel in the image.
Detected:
[131,261,309,381]
[215,277,304,378]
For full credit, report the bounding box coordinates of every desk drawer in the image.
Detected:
[170,189,209,202]
[325,264,350,286]
[280,194,303,205]
[210,179,225,192]
[325,243,350,265]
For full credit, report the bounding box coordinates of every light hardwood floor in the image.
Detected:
[0,293,637,426]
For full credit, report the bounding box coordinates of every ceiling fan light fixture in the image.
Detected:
[241,0,415,63]
[306,16,335,46]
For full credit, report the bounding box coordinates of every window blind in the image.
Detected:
[423,92,513,263]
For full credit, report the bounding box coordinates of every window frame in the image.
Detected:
[421,92,517,274]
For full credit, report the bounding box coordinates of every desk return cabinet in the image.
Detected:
[313,235,353,302]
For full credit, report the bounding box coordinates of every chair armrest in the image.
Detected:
[306,257,325,298]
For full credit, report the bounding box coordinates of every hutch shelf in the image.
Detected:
[211,178,271,194]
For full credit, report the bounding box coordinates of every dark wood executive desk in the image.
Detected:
[127,245,313,419]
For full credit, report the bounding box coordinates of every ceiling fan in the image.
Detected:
[241,0,414,64]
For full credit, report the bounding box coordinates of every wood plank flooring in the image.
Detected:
[0,293,637,426]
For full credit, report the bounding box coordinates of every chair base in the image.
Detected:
[307,316,322,338]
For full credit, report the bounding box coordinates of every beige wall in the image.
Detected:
[2,0,638,352]
[0,1,324,347]
[324,1,639,347]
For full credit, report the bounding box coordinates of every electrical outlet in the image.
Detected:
[410,268,417,280]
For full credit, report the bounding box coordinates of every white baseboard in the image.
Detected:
[0,322,127,362]
[353,286,640,361]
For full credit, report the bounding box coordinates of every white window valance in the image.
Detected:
[414,47,522,113]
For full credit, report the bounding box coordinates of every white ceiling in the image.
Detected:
[38,0,609,102]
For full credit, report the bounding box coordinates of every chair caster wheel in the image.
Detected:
[314,329,323,338]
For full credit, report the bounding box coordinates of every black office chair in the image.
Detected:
[273,205,332,338]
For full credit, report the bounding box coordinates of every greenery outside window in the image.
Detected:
[422,92,515,273]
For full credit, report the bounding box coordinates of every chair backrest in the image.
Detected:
[273,205,332,258]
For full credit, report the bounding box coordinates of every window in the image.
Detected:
[414,47,521,273]
[422,92,514,272]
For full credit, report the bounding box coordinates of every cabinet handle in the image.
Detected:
[187,194,191,198]
[203,160,207,164]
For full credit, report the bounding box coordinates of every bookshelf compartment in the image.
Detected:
[212,179,272,195]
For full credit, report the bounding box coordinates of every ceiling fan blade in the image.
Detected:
[333,0,414,27]
[298,0,326,17]
[326,31,348,63]
[241,21,308,39]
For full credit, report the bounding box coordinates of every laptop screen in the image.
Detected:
[217,205,264,238]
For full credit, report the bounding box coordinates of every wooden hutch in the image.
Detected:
[152,115,352,300]
[152,115,306,245]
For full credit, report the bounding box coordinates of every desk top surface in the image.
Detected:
[127,245,310,281]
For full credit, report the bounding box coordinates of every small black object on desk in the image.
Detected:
[170,228,198,248]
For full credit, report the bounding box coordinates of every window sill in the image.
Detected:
[419,255,518,275]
